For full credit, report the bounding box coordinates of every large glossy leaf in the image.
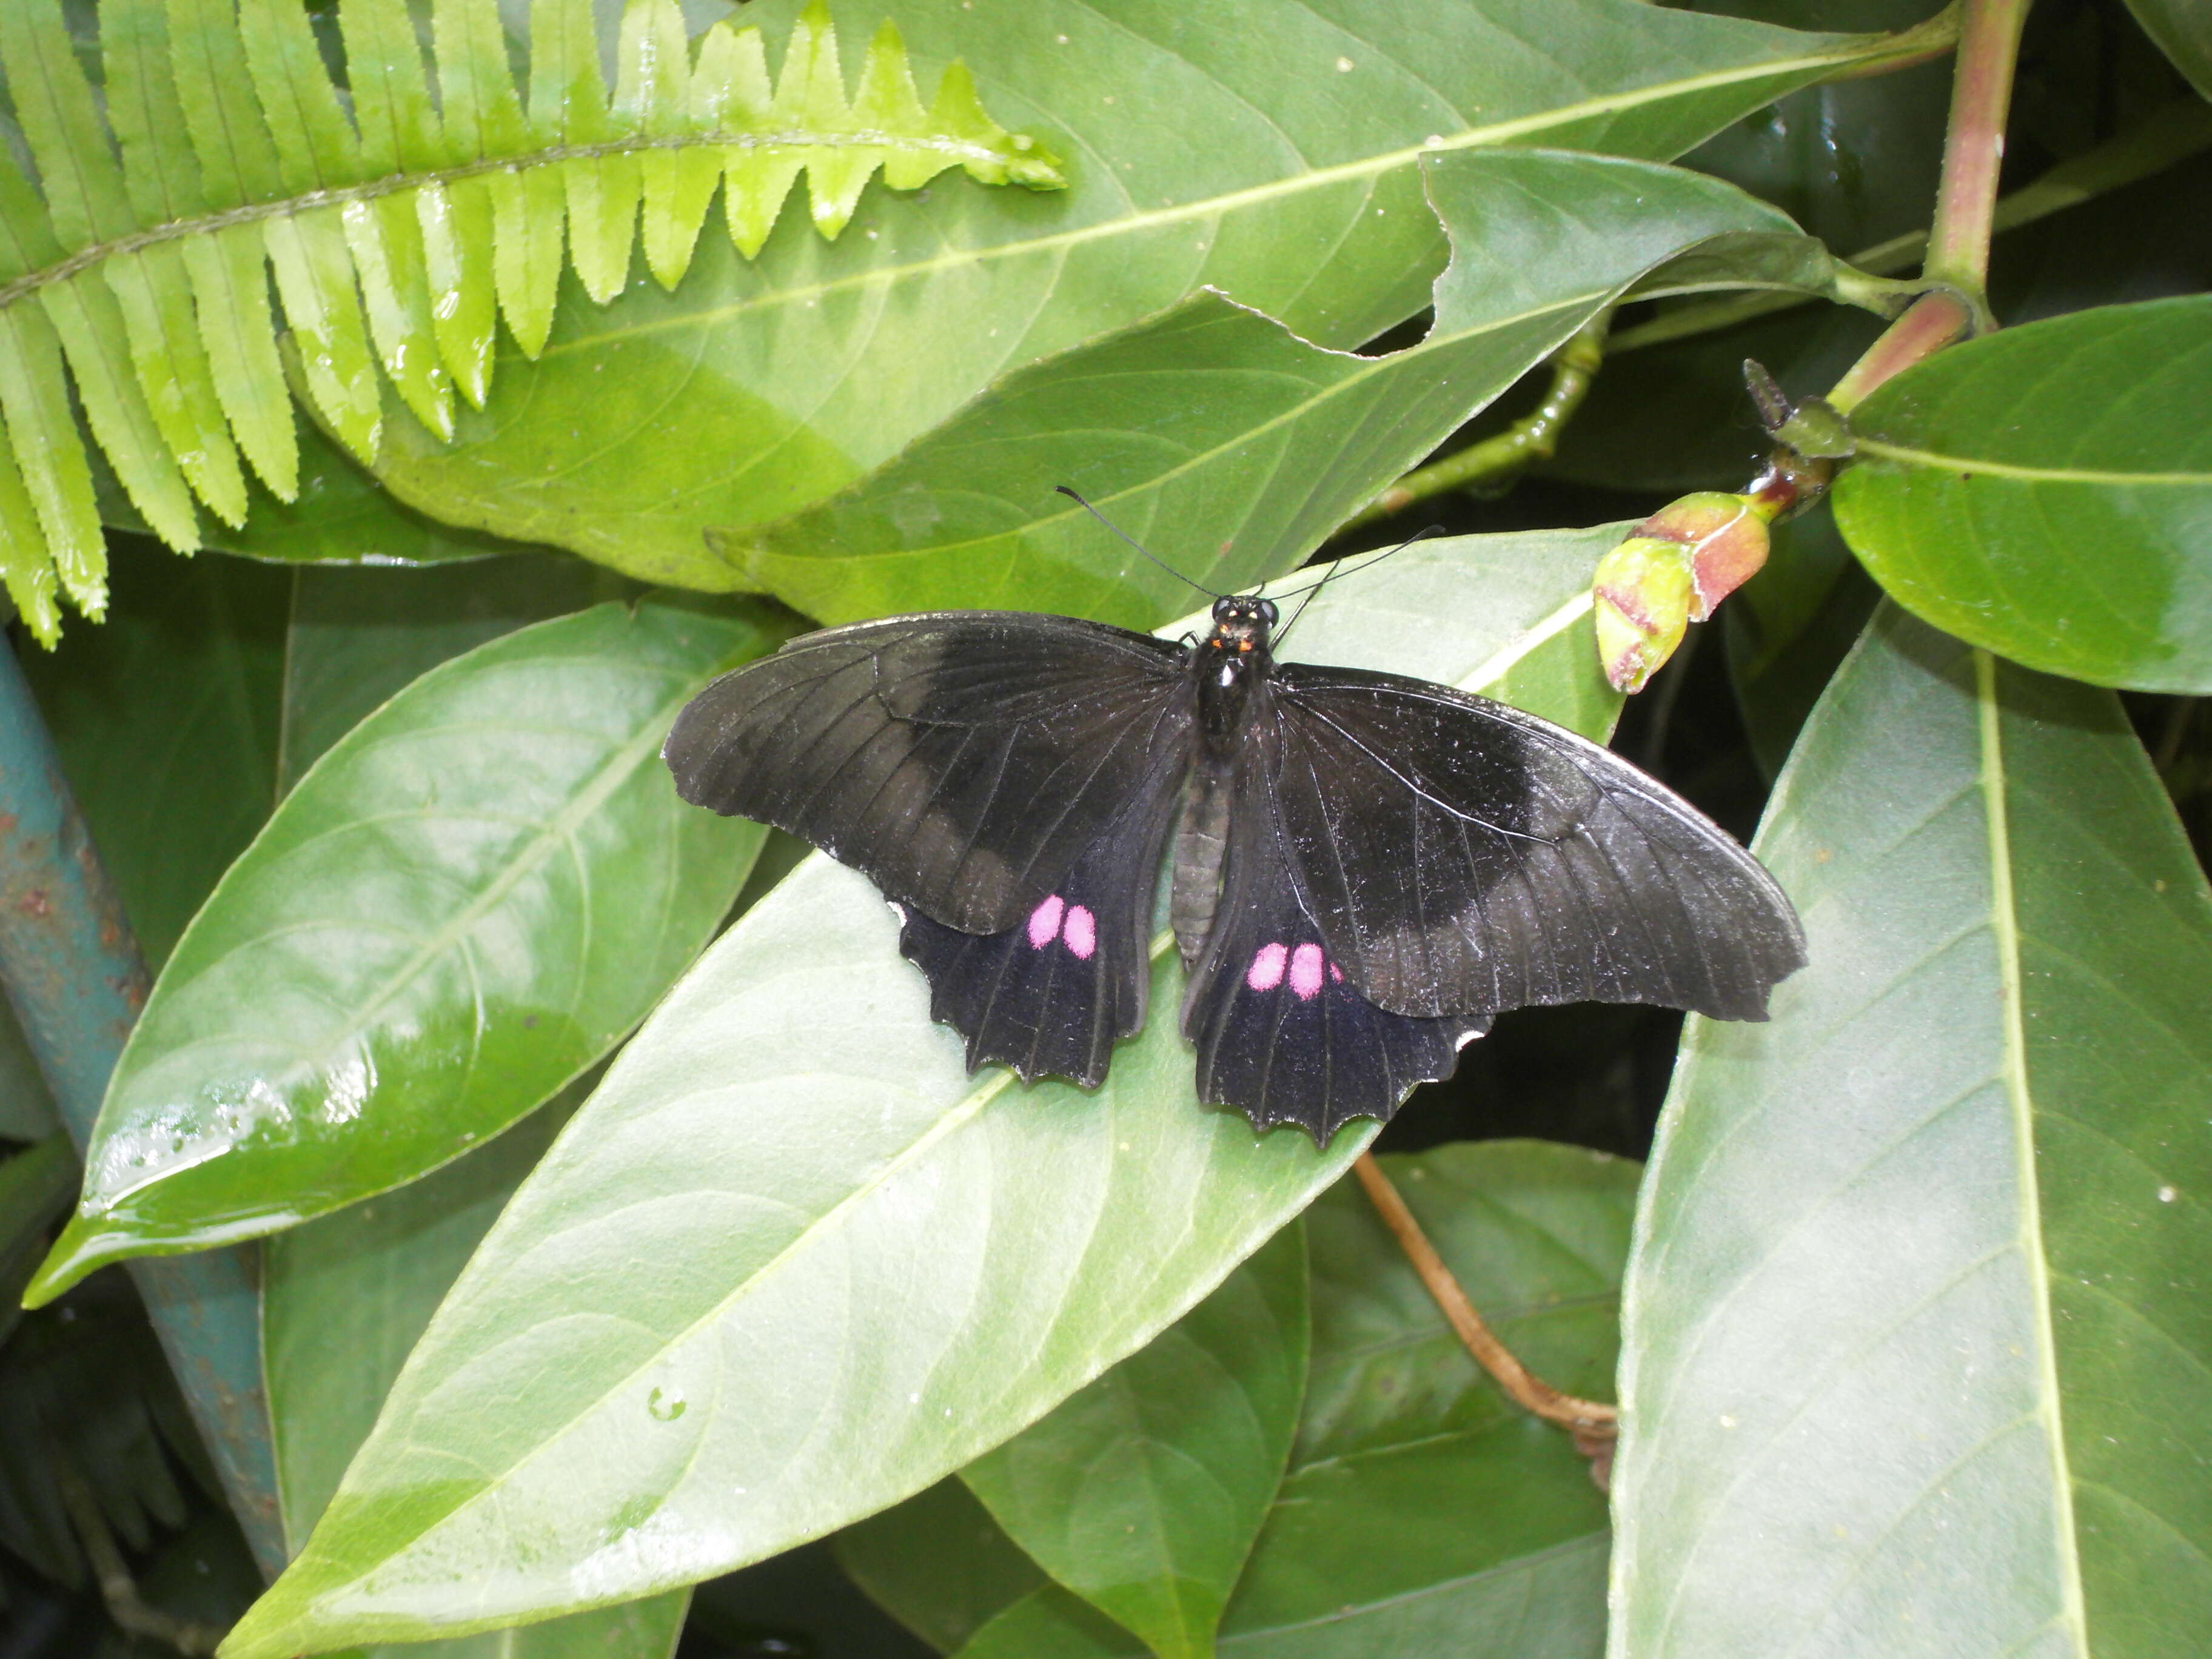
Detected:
[1832,297,2212,692]
[276,555,640,790]
[362,0,1938,591]
[960,1222,1308,1659]
[27,598,787,1300]
[952,1139,1635,1658]
[264,1088,689,1659]
[1610,606,2212,1658]
[723,149,1831,626]
[19,538,287,966]
[216,522,1625,1657]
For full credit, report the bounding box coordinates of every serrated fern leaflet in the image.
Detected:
[0,0,1062,643]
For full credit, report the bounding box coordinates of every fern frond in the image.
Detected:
[0,0,1064,643]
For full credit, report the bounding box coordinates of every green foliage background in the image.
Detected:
[0,1,2207,1656]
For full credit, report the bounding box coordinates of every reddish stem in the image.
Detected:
[1826,289,1977,414]
[1925,0,2034,293]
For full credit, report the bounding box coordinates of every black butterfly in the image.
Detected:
[664,577,1804,1141]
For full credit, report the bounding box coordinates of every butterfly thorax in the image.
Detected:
[1171,596,1278,966]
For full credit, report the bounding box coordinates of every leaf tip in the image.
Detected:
[21,1214,113,1309]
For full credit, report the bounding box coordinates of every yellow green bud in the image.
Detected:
[1593,536,1695,693]
[1631,491,1774,623]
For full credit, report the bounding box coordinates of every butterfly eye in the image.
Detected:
[1258,599,1279,626]
[1212,597,1235,621]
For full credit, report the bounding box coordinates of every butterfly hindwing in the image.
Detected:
[1264,664,1806,1023]
[665,612,1191,933]
[1182,746,1484,1139]
[900,760,1184,1086]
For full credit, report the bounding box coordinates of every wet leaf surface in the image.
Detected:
[29,598,785,1297]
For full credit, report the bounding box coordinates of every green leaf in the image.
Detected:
[265,1085,690,1659]
[361,0,1936,592]
[0,0,1060,639]
[275,555,640,791]
[214,523,1624,1657]
[2124,0,2212,99]
[834,1476,1051,1654]
[961,1222,1308,1659]
[19,540,288,968]
[1611,606,2212,1657]
[1832,297,2212,692]
[25,597,787,1301]
[720,149,1831,626]
[952,1139,1633,1658]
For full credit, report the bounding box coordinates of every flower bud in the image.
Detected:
[1632,490,1774,622]
[1593,536,1694,694]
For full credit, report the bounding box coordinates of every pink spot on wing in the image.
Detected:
[1063,905,1096,959]
[1329,961,1344,984]
[1027,894,1065,950]
[1247,942,1287,992]
[1290,943,1326,1000]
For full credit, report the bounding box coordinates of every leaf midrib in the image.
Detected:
[1853,438,2211,488]
[1976,648,2090,1655]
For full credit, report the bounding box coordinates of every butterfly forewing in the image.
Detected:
[665,613,1190,934]
[1264,664,1806,1023]
[1182,745,1486,1140]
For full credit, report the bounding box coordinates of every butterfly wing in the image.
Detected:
[899,747,1185,1087]
[1264,663,1806,1022]
[1182,742,1485,1139]
[665,612,1192,934]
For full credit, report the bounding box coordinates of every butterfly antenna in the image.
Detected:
[1274,524,1446,643]
[1055,486,1222,600]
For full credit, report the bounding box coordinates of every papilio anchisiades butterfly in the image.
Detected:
[663,572,1805,1141]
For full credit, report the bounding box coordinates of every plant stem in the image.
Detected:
[1343,319,1607,529]
[55,1451,229,1655]
[1352,1153,1618,1439]
[1825,289,1975,414]
[1609,97,2212,356]
[1924,0,2035,294]
[1817,0,2036,413]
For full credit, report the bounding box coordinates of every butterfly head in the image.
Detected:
[1207,594,1279,654]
